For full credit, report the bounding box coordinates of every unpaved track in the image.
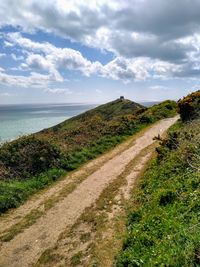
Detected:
[0,117,178,267]
[0,124,146,234]
[0,135,136,233]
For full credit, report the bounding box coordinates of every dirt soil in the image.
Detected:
[0,117,178,267]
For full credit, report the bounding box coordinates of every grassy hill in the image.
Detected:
[116,91,200,266]
[37,98,145,152]
[68,98,144,121]
[0,98,177,213]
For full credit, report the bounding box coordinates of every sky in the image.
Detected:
[0,0,200,104]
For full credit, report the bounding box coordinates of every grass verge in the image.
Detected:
[116,119,200,267]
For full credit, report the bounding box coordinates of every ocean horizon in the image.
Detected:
[0,101,159,144]
[0,103,97,143]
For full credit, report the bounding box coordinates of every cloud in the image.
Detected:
[7,33,181,82]
[7,32,102,77]
[1,32,193,85]
[22,54,63,82]
[44,88,72,94]
[102,57,154,82]
[0,53,6,58]
[150,85,172,91]
[11,53,24,61]
[0,92,13,97]
[1,1,200,86]
[4,41,14,47]
[0,70,54,88]
[1,0,200,65]
[101,31,191,63]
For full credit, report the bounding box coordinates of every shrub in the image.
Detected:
[158,189,177,206]
[144,100,177,120]
[0,136,60,180]
[139,114,154,123]
[178,90,200,121]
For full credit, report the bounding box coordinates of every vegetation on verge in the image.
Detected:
[178,90,200,121]
[0,98,177,213]
[116,91,200,267]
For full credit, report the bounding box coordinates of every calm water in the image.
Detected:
[0,101,158,144]
[0,103,96,143]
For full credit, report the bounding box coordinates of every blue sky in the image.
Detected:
[0,0,199,104]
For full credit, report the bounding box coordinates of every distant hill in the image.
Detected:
[69,98,145,121]
[42,98,145,134]
[38,98,145,147]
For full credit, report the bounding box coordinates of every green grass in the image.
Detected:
[0,124,145,214]
[71,252,83,266]
[0,168,65,213]
[0,99,177,214]
[116,119,200,267]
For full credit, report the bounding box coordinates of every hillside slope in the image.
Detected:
[66,98,144,122]
[37,98,145,151]
[0,98,177,213]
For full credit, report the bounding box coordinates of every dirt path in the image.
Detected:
[37,146,155,267]
[0,133,137,233]
[0,117,178,267]
[0,120,154,234]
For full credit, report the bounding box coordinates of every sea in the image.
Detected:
[0,101,158,144]
[0,103,96,143]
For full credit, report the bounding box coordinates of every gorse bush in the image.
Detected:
[0,136,60,180]
[178,90,200,121]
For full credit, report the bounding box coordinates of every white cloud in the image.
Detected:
[0,53,6,58]
[44,88,72,94]
[11,53,24,61]
[1,0,200,103]
[7,32,102,77]
[1,0,200,65]
[4,41,14,47]
[0,70,54,88]
[22,54,63,82]
[1,25,200,87]
[99,56,190,83]
[1,32,185,86]
[0,92,13,97]
[150,85,172,91]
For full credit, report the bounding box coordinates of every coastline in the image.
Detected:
[0,103,96,143]
[0,102,160,144]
